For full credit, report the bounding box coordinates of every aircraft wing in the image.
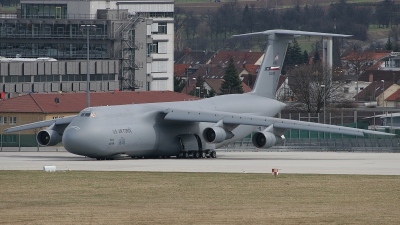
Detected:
[163,108,394,137]
[4,115,77,133]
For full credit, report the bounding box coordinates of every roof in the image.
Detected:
[386,90,400,101]
[190,66,248,80]
[209,51,264,67]
[244,64,260,75]
[0,91,198,113]
[175,51,215,65]
[174,64,190,77]
[204,79,251,94]
[358,70,400,82]
[353,81,394,100]
[277,76,287,90]
[341,51,390,61]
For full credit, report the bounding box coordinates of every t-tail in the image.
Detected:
[232,30,352,99]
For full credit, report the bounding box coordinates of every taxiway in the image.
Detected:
[1,151,400,175]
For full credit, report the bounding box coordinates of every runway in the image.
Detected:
[1,151,400,175]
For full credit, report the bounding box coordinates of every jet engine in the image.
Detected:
[203,127,233,143]
[37,129,62,146]
[252,131,284,148]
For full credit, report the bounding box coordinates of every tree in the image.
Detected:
[344,48,374,79]
[174,77,186,93]
[282,39,304,74]
[313,51,320,63]
[189,75,207,98]
[345,48,374,100]
[287,63,344,113]
[303,50,309,64]
[183,12,199,40]
[375,0,394,28]
[207,89,216,98]
[241,4,256,33]
[220,57,243,94]
[385,37,393,50]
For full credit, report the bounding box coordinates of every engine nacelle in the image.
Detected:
[37,129,62,146]
[252,131,284,148]
[203,127,233,143]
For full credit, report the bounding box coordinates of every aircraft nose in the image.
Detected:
[63,125,109,158]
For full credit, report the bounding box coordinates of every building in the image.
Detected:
[0,0,174,98]
[0,91,197,147]
[354,81,400,106]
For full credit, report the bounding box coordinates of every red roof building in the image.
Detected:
[0,91,198,113]
[209,51,264,68]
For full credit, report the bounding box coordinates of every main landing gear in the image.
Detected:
[177,150,217,159]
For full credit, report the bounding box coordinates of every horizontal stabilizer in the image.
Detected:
[232,29,353,38]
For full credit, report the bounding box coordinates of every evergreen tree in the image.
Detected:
[313,51,321,63]
[207,89,216,98]
[303,50,309,64]
[385,37,393,51]
[282,43,292,75]
[220,57,243,94]
[291,39,303,66]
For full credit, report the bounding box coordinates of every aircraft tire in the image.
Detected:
[201,152,206,158]
[210,150,217,158]
[193,151,200,159]
[184,152,189,158]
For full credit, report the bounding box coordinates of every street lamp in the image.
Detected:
[81,24,96,108]
[321,84,326,124]
[381,80,385,107]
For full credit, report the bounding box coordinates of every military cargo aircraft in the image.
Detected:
[5,30,394,159]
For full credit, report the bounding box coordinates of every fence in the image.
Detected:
[224,138,400,152]
[1,111,399,152]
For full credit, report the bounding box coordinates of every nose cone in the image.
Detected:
[63,124,109,158]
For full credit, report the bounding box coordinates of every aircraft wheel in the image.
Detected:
[201,152,206,158]
[210,150,217,158]
[193,151,200,159]
[184,152,189,158]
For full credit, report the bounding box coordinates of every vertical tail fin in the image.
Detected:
[232,30,352,99]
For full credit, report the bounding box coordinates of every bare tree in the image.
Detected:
[342,48,375,100]
[287,63,344,113]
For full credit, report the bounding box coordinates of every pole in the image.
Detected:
[186,69,188,94]
[86,28,90,108]
[320,84,326,124]
[320,84,326,139]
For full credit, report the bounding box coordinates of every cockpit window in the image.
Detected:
[80,111,97,117]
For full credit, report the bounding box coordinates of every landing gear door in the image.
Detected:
[202,141,215,151]
[178,134,199,152]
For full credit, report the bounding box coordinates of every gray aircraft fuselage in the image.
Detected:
[63,94,285,158]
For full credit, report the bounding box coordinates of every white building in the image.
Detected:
[0,0,174,98]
